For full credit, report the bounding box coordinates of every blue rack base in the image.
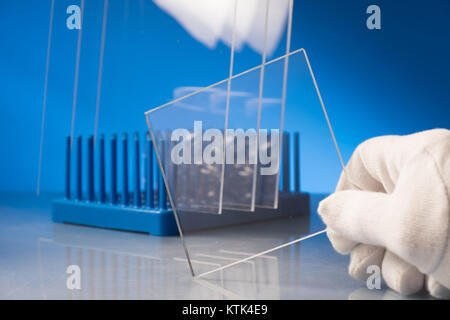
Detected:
[52,199,178,236]
[51,191,310,236]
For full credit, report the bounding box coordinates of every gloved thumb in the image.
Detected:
[318,190,392,248]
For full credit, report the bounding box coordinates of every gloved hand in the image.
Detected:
[318,129,450,299]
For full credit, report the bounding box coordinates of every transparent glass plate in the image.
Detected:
[145,48,347,278]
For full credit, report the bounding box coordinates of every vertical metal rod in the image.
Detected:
[146,133,154,208]
[294,132,300,192]
[282,132,290,192]
[88,135,94,202]
[99,134,106,203]
[133,132,141,207]
[110,134,117,204]
[65,136,71,199]
[122,133,129,206]
[77,136,82,200]
[158,140,167,210]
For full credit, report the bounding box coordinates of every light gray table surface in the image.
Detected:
[0,192,432,300]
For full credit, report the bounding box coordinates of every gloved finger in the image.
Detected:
[322,142,387,253]
[381,251,424,296]
[318,190,391,248]
[327,151,381,253]
[426,276,450,299]
[335,151,384,192]
[348,244,385,281]
[327,229,357,254]
[328,136,388,251]
[325,140,386,253]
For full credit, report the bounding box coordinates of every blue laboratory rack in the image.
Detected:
[52,133,178,236]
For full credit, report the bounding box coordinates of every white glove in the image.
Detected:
[318,129,450,299]
[153,0,290,55]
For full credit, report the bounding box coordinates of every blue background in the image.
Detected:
[1,0,449,194]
